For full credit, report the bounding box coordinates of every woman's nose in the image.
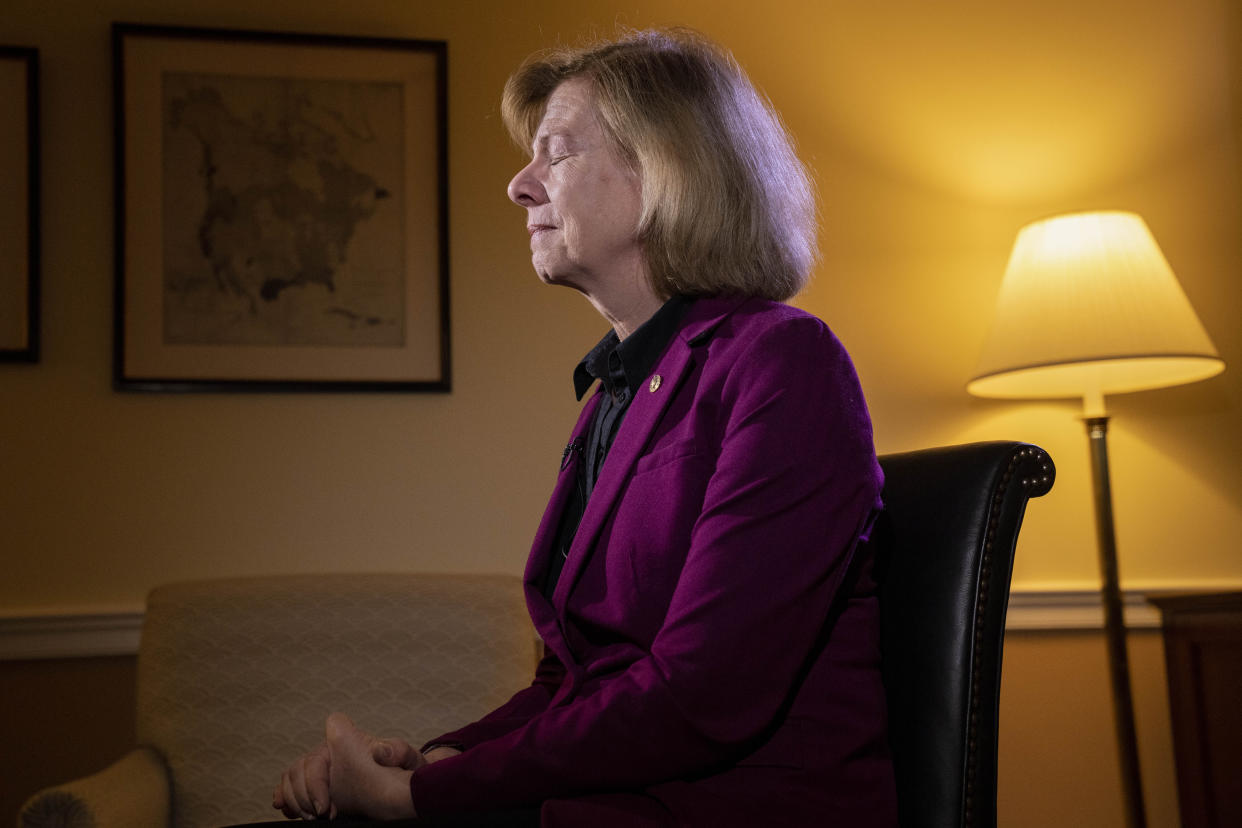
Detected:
[507,160,546,206]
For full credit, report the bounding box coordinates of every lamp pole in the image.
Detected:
[1084,415,1147,828]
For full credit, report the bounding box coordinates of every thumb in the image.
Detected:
[371,736,423,770]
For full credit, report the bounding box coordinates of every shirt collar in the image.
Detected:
[572,295,695,400]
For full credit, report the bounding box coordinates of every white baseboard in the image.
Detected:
[0,587,1204,660]
[1003,590,1162,631]
[0,609,144,660]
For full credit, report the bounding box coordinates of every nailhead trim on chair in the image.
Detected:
[962,445,1053,828]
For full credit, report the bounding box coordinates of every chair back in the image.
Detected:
[871,442,1054,828]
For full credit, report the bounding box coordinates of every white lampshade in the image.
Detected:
[968,211,1224,408]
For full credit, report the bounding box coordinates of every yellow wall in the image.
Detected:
[1000,629,1177,827]
[2,0,1239,610]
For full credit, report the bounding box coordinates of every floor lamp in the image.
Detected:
[966,211,1225,828]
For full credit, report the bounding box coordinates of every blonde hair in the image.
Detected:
[502,28,817,301]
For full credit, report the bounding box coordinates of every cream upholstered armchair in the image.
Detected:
[19,573,538,828]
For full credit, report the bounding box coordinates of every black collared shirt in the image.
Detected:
[542,295,694,598]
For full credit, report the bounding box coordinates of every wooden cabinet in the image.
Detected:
[1148,592,1242,828]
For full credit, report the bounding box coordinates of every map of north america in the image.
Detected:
[161,72,406,347]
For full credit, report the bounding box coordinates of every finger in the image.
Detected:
[284,764,317,824]
[284,742,332,818]
[289,761,313,817]
[304,743,331,816]
[279,772,308,819]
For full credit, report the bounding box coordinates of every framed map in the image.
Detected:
[113,23,449,391]
[0,46,39,362]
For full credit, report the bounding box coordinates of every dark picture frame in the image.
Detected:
[113,23,450,391]
[0,46,40,363]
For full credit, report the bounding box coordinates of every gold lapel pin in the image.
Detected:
[649,374,662,393]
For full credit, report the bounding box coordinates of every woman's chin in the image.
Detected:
[535,267,586,294]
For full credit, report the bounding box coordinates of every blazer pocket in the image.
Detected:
[633,438,708,476]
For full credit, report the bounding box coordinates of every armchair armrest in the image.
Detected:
[19,746,171,828]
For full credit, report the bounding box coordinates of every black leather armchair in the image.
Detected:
[871,441,1055,828]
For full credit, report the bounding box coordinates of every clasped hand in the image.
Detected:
[273,712,430,821]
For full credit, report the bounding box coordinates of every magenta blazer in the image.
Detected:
[411,296,896,827]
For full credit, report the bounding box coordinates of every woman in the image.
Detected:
[273,27,894,827]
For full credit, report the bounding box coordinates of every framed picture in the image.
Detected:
[113,23,450,391]
[0,46,39,362]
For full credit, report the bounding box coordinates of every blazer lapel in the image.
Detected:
[551,296,747,608]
